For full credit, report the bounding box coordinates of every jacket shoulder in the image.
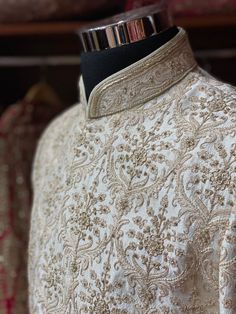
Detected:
[32,103,82,187]
[177,68,236,208]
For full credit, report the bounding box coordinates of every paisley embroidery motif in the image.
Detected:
[86,28,197,119]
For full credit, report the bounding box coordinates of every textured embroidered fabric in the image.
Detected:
[0,99,61,314]
[28,28,236,313]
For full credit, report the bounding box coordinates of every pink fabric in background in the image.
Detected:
[0,100,61,314]
[0,0,122,23]
[125,0,236,16]
[170,0,236,16]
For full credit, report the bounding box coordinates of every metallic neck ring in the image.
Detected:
[79,4,172,52]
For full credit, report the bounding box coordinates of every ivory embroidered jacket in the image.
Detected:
[28,28,236,314]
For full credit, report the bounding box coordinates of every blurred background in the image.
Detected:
[0,0,235,313]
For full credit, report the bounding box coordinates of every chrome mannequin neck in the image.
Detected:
[79,3,173,52]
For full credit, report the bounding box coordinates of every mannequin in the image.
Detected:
[79,3,178,100]
[29,3,236,313]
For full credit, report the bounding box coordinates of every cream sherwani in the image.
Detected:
[28,28,236,313]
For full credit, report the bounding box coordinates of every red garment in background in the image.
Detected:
[125,0,157,11]
[171,0,236,16]
[0,100,61,314]
[125,0,236,16]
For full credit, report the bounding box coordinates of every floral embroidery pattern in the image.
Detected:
[29,29,236,314]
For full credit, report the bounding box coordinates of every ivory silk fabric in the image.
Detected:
[28,28,236,313]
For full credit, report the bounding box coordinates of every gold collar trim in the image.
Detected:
[79,28,197,119]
